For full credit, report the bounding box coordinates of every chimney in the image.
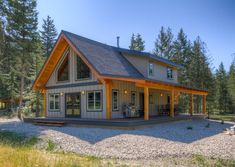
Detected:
[116,36,120,48]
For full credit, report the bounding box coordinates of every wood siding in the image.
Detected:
[123,54,178,83]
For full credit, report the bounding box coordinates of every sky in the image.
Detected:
[37,0,235,71]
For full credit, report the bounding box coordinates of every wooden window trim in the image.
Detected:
[56,49,70,83]
[48,93,60,112]
[86,90,102,112]
[76,55,91,80]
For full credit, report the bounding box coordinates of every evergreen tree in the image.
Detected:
[154,26,174,59]
[129,33,145,51]
[40,15,57,57]
[228,58,235,113]
[215,62,230,114]
[5,0,39,116]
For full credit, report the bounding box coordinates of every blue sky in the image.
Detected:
[37,0,235,71]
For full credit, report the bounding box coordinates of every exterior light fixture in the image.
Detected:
[81,91,85,95]
[160,93,163,97]
[60,92,64,96]
[124,90,128,94]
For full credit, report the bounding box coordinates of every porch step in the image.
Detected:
[33,120,65,127]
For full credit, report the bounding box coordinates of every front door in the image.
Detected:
[65,93,81,117]
[139,93,144,117]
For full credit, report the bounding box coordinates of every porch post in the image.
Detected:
[43,90,47,117]
[190,94,194,116]
[170,90,175,118]
[203,95,207,115]
[105,80,112,119]
[144,87,149,120]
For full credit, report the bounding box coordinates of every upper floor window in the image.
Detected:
[77,56,91,79]
[148,63,154,76]
[57,51,69,82]
[167,67,173,79]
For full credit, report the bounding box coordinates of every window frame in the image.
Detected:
[167,67,173,79]
[148,63,154,76]
[131,91,137,106]
[49,94,60,111]
[76,55,91,80]
[56,49,70,83]
[112,89,119,111]
[86,90,102,112]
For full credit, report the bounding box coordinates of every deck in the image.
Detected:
[23,114,206,128]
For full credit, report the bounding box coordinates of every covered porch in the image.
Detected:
[105,79,208,120]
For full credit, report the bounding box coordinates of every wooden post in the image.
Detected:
[203,95,206,115]
[170,90,175,118]
[190,94,194,116]
[105,80,112,119]
[144,87,149,120]
[43,90,47,117]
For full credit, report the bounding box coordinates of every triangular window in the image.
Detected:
[57,51,69,81]
[77,55,90,79]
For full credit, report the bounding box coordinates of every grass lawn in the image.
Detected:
[209,114,235,122]
[0,130,234,167]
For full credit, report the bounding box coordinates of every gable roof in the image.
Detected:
[33,30,208,95]
[62,30,144,79]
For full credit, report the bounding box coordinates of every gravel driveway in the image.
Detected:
[0,118,234,160]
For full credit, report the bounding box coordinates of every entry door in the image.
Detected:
[139,93,144,117]
[65,93,81,117]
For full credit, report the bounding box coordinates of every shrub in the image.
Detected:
[46,140,57,151]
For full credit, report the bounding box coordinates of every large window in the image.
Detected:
[77,56,90,79]
[87,91,102,111]
[131,91,136,105]
[112,90,119,111]
[149,63,154,76]
[49,94,60,111]
[57,52,69,82]
[167,67,173,79]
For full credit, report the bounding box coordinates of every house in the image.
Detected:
[32,30,208,120]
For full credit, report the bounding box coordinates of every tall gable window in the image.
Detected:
[148,63,154,76]
[57,51,69,82]
[77,56,90,79]
[167,67,173,79]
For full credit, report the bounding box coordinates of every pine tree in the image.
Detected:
[215,62,230,114]
[5,0,39,117]
[154,26,174,59]
[40,15,57,57]
[228,58,235,113]
[129,33,145,51]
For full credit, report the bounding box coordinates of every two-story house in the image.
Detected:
[33,31,208,120]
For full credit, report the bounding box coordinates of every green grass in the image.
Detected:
[209,114,235,122]
[0,130,234,167]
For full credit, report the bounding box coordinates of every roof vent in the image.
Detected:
[117,36,120,48]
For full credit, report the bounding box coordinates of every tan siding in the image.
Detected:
[46,84,105,119]
[123,54,178,83]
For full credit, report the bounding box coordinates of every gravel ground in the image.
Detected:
[0,118,234,160]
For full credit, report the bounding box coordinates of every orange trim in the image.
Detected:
[105,80,112,119]
[203,95,207,114]
[144,87,149,120]
[190,94,194,116]
[170,90,174,118]
[43,90,47,117]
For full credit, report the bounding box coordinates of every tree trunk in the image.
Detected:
[18,76,24,120]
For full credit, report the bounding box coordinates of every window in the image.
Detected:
[77,56,90,79]
[49,94,60,111]
[131,91,136,105]
[112,90,119,111]
[57,51,69,82]
[149,63,154,76]
[87,91,102,111]
[167,68,173,79]
[149,95,153,104]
